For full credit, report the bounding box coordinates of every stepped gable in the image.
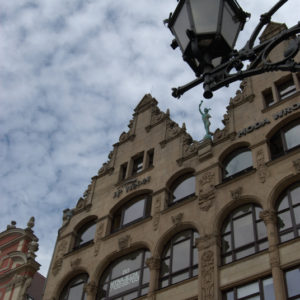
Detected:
[259,22,287,43]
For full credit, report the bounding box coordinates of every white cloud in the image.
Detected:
[0,0,298,276]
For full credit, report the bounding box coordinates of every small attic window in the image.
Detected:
[263,88,275,108]
[132,152,144,175]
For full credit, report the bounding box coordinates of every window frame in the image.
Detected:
[132,153,144,175]
[277,76,297,101]
[222,276,274,300]
[276,182,300,244]
[59,273,88,300]
[284,266,300,299]
[222,147,253,182]
[269,119,300,160]
[168,174,196,206]
[221,204,268,265]
[97,249,150,300]
[74,219,97,250]
[111,195,152,233]
[159,229,199,288]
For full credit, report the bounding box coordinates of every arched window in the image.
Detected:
[60,273,88,300]
[221,204,268,264]
[111,194,151,232]
[222,147,253,180]
[276,183,300,243]
[168,174,195,205]
[269,120,300,160]
[160,229,199,288]
[97,249,150,300]
[74,219,97,249]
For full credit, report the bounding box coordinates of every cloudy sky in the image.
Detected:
[0,0,298,277]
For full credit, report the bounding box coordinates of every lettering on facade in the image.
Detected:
[113,176,151,198]
[273,103,300,120]
[237,103,300,138]
[110,271,140,291]
[237,119,271,138]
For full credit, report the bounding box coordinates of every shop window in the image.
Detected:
[132,153,144,175]
[221,204,268,265]
[168,174,195,205]
[60,274,88,300]
[111,195,151,233]
[277,76,297,101]
[285,266,300,299]
[276,183,300,243]
[97,249,150,300]
[74,219,96,249]
[160,229,199,288]
[223,276,275,300]
[222,148,253,181]
[269,120,300,160]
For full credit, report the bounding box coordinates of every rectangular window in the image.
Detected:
[132,153,144,175]
[263,88,275,107]
[277,77,296,101]
[285,267,300,299]
[119,163,128,181]
[146,149,154,168]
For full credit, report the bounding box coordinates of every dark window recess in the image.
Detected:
[269,120,300,160]
[263,88,275,107]
[159,229,199,289]
[97,249,150,300]
[277,77,296,101]
[132,154,144,175]
[169,175,195,205]
[120,163,128,181]
[60,274,88,300]
[223,276,275,300]
[111,195,151,232]
[222,148,253,181]
[277,183,300,244]
[74,220,96,249]
[285,266,300,299]
[221,204,268,265]
[147,149,154,168]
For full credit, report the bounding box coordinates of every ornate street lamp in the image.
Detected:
[165,0,300,99]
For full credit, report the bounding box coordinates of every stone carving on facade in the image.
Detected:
[118,235,131,251]
[182,133,201,158]
[198,172,216,211]
[94,222,104,257]
[62,209,73,227]
[119,119,135,144]
[145,106,167,132]
[231,187,243,201]
[201,250,214,300]
[166,119,181,140]
[229,78,254,108]
[6,220,16,230]
[153,197,161,231]
[98,149,116,177]
[26,217,35,231]
[171,213,184,225]
[146,257,160,270]
[70,258,81,269]
[293,158,300,174]
[259,210,277,225]
[52,240,68,276]
[7,274,27,288]
[256,149,269,183]
[27,238,39,259]
[196,235,216,251]
[84,281,98,295]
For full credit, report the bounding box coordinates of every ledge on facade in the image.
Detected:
[115,166,154,187]
[161,195,197,215]
[64,241,94,258]
[102,216,152,241]
[215,168,257,189]
[156,275,198,294]
[261,90,300,114]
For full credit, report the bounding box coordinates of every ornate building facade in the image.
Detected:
[43,24,300,300]
[0,218,44,300]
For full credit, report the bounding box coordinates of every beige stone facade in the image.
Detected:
[43,24,300,300]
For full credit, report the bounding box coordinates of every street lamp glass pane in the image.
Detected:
[221,2,240,48]
[190,0,219,34]
[173,2,191,52]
